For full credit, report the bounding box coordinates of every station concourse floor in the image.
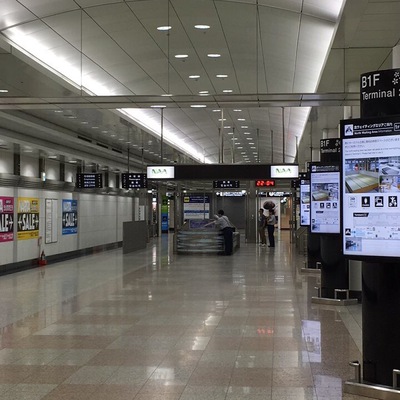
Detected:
[0,231,369,400]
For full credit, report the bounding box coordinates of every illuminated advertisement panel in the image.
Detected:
[300,178,311,226]
[310,164,340,234]
[341,116,400,258]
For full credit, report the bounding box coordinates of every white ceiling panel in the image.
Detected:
[0,0,35,30]
[18,0,79,18]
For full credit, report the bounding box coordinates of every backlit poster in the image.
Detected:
[300,179,311,226]
[310,164,340,234]
[62,199,78,235]
[183,195,210,220]
[0,197,14,242]
[17,197,39,240]
[342,116,400,258]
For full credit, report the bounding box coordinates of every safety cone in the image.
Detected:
[38,250,47,266]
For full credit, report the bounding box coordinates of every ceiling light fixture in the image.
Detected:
[161,93,173,97]
[0,89,9,93]
[212,109,221,112]
[189,75,200,79]
[190,104,207,108]
[207,53,221,58]
[223,89,233,93]
[216,74,228,78]
[194,24,210,30]
[157,26,171,31]
[151,105,166,108]
[233,109,242,112]
[238,118,245,121]
[175,54,188,59]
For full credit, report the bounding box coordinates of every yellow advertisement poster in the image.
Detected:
[17,197,40,240]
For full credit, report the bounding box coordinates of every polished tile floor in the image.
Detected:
[0,232,370,399]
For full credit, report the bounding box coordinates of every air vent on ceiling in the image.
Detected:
[112,148,123,154]
[78,135,92,143]
[96,142,108,149]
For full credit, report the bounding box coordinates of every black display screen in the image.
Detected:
[76,173,103,188]
[121,173,147,189]
[213,180,240,188]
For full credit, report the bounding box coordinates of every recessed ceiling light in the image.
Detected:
[237,147,243,149]
[238,118,245,121]
[67,116,77,119]
[190,104,207,108]
[249,142,255,145]
[118,138,124,141]
[244,132,250,135]
[251,146,256,149]
[216,74,228,78]
[91,126,99,129]
[194,24,210,30]
[189,75,200,79]
[234,109,242,112]
[218,118,226,121]
[161,93,173,97]
[175,54,188,59]
[224,126,231,129]
[241,125,248,128]
[157,26,172,31]
[223,89,233,93]
[246,138,253,140]
[227,132,233,135]
[81,121,89,124]
[199,90,209,95]
[101,130,108,133]
[151,105,166,108]
[48,155,58,159]
[207,53,221,58]
[69,160,77,163]
[212,109,221,112]
[0,89,9,93]
[54,110,63,113]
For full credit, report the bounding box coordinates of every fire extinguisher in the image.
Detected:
[39,250,47,266]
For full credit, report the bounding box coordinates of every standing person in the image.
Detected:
[214,209,234,255]
[258,208,267,246]
[266,209,276,248]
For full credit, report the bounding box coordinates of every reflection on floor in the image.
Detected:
[0,231,369,399]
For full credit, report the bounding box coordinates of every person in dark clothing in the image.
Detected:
[258,208,267,246]
[214,209,234,255]
[266,209,276,247]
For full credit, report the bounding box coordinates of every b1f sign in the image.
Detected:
[270,165,299,178]
[147,166,175,179]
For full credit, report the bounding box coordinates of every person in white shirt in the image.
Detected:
[214,210,234,255]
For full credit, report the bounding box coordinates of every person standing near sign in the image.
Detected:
[214,209,234,255]
[266,209,276,247]
[258,208,267,246]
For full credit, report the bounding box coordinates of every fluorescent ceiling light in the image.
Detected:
[233,109,242,112]
[218,118,226,121]
[244,132,250,135]
[157,26,172,31]
[212,109,221,112]
[190,104,206,108]
[238,118,245,121]
[195,24,210,30]
[189,75,200,79]
[151,105,166,108]
[161,93,173,97]
[207,53,221,58]
[223,89,233,93]
[0,89,9,93]
[175,54,188,59]
[241,126,248,128]
[216,74,228,78]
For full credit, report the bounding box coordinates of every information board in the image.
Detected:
[121,173,147,189]
[310,164,340,234]
[341,116,400,259]
[76,173,103,188]
[300,178,311,226]
[213,180,240,188]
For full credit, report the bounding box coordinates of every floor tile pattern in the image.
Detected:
[0,232,369,399]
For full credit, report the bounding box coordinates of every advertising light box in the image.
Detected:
[300,177,311,226]
[310,164,340,234]
[341,116,400,259]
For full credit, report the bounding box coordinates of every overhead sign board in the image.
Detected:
[147,166,175,179]
[270,165,299,178]
[360,68,400,118]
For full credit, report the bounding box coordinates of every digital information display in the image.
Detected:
[342,116,400,258]
[213,180,240,188]
[255,179,275,187]
[300,178,310,226]
[310,164,340,234]
[76,173,103,188]
[121,173,147,189]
